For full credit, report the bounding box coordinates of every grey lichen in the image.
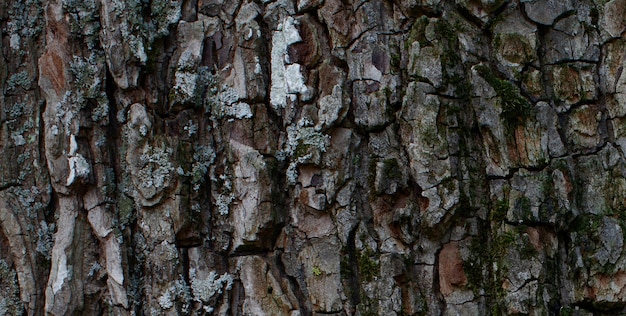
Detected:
[6,71,31,91]
[6,0,44,50]
[8,117,36,149]
[36,220,56,260]
[0,259,23,316]
[190,145,215,191]
[57,54,108,134]
[69,54,104,99]
[215,192,235,216]
[149,0,182,37]
[189,270,234,313]
[286,120,330,158]
[5,102,31,119]
[206,84,253,120]
[183,120,198,137]
[113,0,181,63]
[284,119,330,184]
[62,0,101,48]
[170,52,202,106]
[212,172,235,215]
[157,278,191,312]
[7,186,46,218]
[138,144,174,191]
[66,154,91,186]
[87,262,102,278]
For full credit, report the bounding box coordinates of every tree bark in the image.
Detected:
[1,0,626,314]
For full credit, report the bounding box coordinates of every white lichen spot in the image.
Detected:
[219,174,232,191]
[220,85,240,106]
[133,39,148,63]
[158,290,174,310]
[216,193,235,215]
[66,133,91,185]
[117,109,127,123]
[184,120,198,136]
[87,262,102,278]
[287,153,313,185]
[227,102,253,119]
[270,17,306,110]
[52,254,70,294]
[208,85,254,119]
[173,71,198,101]
[285,64,308,94]
[69,134,78,156]
[10,33,20,50]
[137,124,148,137]
[317,85,344,128]
[67,154,91,186]
[11,133,26,146]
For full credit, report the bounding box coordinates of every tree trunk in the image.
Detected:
[1,0,626,314]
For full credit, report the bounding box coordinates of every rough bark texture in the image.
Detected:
[1,0,626,315]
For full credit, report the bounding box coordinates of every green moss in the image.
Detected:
[448,74,472,99]
[493,33,535,65]
[367,158,377,195]
[476,65,532,127]
[466,223,518,312]
[357,291,379,316]
[406,16,430,49]
[489,230,516,314]
[390,53,400,70]
[492,230,516,266]
[383,86,392,101]
[430,20,472,100]
[518,228,539,259]
[340,255,353,277]
[352,154,361,166]
[514,196,532,218]
[311,266,322,276]
[294,142,311,158]
[435,21,460,67]
[382,158,401,182]
[464,236,487,292]
[357,247,380,282]
[490,200,509,222]
[117,194,135,229]
[434,20,456,43]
